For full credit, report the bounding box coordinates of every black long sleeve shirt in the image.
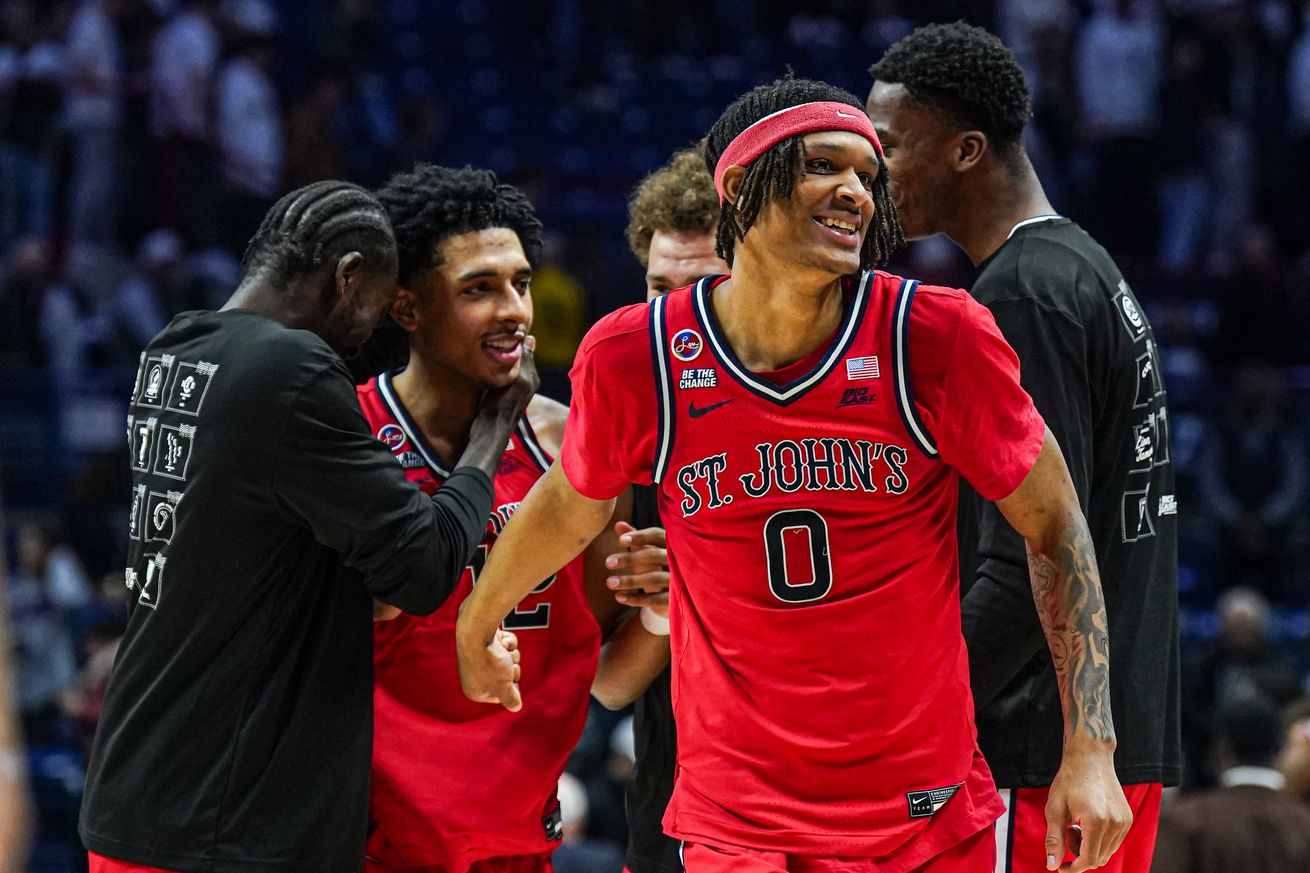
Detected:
[80,309,493,873]
[959,218,1182,788]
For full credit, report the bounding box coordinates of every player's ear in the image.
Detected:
[334,251,365,302]
[720,165,746,208]
[391,285,420,332]
[954,130,988,173]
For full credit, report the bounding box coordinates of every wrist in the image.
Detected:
[639,606,670,636]
[1063,732,1117,759]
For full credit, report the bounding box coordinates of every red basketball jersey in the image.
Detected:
[562,273,1045,868]
[358,371,600,872]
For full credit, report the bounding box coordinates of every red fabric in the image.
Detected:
[1001,783,1162,873]
[713,101,883,199]
[88,853,176,873]
[680,826,994,872]
[561,272,1043,865]
[364,850,554,873]
[358,378,599,872]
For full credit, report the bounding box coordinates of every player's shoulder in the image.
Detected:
[874,270,974,335]
[975,220,1114,306]
[526,392,568,457]
[576,300,654,366]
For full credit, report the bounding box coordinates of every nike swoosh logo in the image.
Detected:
[688,399,735,419]
[836,110,859,118]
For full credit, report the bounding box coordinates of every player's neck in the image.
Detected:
[391,354,482,460]
[713,257,845,372]
[950,159,1054,266]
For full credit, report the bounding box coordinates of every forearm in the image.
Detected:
[1025,512,1116,748]
[593,610,671,710]
[457,462,614,646]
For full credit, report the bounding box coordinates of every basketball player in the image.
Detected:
[359,164,626,873]
[80,181,534,873]
[596,145,728,873]
[867,24,1179,873]
[457,76,1131,873]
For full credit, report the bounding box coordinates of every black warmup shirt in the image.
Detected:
[958,217,1182,787]
[623,484,680,873]
[80,309,494,873]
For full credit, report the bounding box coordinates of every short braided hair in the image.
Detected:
[242,180,396,283]
[704,74,904,270]
[375,164,543,286]
[626,144,719,267]
[869,22,1031,156]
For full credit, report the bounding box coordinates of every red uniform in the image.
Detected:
[358,372,600,873]
[562,273,1045,871]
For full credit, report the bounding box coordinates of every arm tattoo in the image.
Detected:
[1027,518,1116,742]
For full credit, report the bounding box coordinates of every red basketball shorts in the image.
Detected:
[679,825,995,872]
[993,783,1162,873]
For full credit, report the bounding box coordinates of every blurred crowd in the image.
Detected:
[5,0,1310,871]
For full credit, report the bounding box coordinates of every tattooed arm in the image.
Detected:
[996,428,1131,873]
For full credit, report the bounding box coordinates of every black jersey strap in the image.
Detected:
[515,416,552,474]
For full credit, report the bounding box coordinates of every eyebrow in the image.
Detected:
[805,140,880,167]
[456,266,533,282]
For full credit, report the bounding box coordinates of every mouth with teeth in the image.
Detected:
[483,333,525,367]
[813,215,861,246]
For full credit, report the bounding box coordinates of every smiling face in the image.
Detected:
[864,81,959,241]
[734,130,878,278]
[645,229,728,301]
[395,227,532,389]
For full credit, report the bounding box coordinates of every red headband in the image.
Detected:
[712,101,883,201]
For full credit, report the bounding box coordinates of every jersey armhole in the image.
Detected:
[890,278,940,458]
[516,416,553,473]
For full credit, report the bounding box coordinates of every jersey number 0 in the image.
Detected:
[764,509,833,603]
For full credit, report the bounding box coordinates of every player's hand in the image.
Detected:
[606,521,669,613]
[455,627,523,712]
[480,335,539,423]
[1044,743,1132,872]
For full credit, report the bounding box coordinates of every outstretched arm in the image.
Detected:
[456,461,616,710]
[996,428,1130,873]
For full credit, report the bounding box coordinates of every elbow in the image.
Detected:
[591,676,637,711]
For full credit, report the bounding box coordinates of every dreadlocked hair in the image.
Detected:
[242,180,396,283]
[375,164,543,286]
[703,73,904,271]
[869,22,1031,160]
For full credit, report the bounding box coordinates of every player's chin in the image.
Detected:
[481,363,521,389]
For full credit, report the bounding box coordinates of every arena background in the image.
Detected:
[3,0,1310,870]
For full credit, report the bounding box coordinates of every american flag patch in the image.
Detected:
[845,356,880,380]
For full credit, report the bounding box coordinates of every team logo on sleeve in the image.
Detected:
[376,424,407,452]
[671,329,704,362]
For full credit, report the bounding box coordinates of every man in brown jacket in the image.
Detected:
[1152,695,1310,872]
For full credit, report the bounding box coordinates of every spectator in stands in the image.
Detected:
[150,0,221,245]
[552,771,624,873]
[1152,694,1310,873]
[1197,364,1308,601]
[0,498,33,873]
[0,0,62,250]
[1183,587,1303,786]
[116,229,185,329]
[64,0,126,247]
[58,618,121,758]
[5,523,87,745]
[1277,697,1310,803]
[0,235,53,368]
[216,7,283,257]
[1075,0,1163,253]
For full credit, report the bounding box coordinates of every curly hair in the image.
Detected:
[375,164,543,286]
[626,145,720,267]
[242,180,396,283]
[704,74,904,270]
[869,22,1031,155]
